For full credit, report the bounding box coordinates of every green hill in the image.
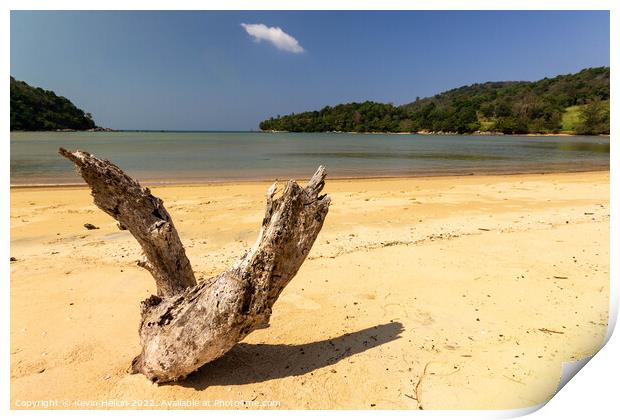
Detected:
[10,77,96,131]
[259,67,609,135]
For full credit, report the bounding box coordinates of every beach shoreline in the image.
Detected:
[10,170,610,409]
[259,130,610,137]
[9,167,611,189]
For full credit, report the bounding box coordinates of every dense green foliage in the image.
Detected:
[575,98,610,135]
[10,77,96,131]
[259,67,610,135]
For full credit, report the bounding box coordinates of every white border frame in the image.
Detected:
[2,2,616,419]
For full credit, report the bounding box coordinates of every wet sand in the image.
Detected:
[10,171,609,409]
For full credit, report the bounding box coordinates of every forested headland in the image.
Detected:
[10,77,98,131]
[259,67,610,135]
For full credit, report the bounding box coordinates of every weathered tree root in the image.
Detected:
[60,148,330,383]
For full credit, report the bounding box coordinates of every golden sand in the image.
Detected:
[10,171,609,409]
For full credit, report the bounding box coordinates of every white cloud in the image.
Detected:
[241,23,305,54]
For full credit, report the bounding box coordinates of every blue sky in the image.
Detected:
[11,11,610,131]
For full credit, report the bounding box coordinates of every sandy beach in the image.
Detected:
[10,171,609,410]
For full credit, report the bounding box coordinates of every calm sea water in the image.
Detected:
[10,131,610,185]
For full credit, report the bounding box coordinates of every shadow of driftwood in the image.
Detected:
[176,321,404,390]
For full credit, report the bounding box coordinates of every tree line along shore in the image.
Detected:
[10,77,107,132]
[10,67,610,135]
[259,67,610,136]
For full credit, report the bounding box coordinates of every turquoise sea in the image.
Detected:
[10,131,610,185]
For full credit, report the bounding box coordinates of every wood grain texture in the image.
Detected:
[60,148,330,382]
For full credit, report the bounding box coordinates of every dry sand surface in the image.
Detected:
[10,171,609,409]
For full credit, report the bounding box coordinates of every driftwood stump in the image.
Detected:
[59,148,330,383]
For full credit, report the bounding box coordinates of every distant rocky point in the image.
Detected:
[54,127,114,132]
